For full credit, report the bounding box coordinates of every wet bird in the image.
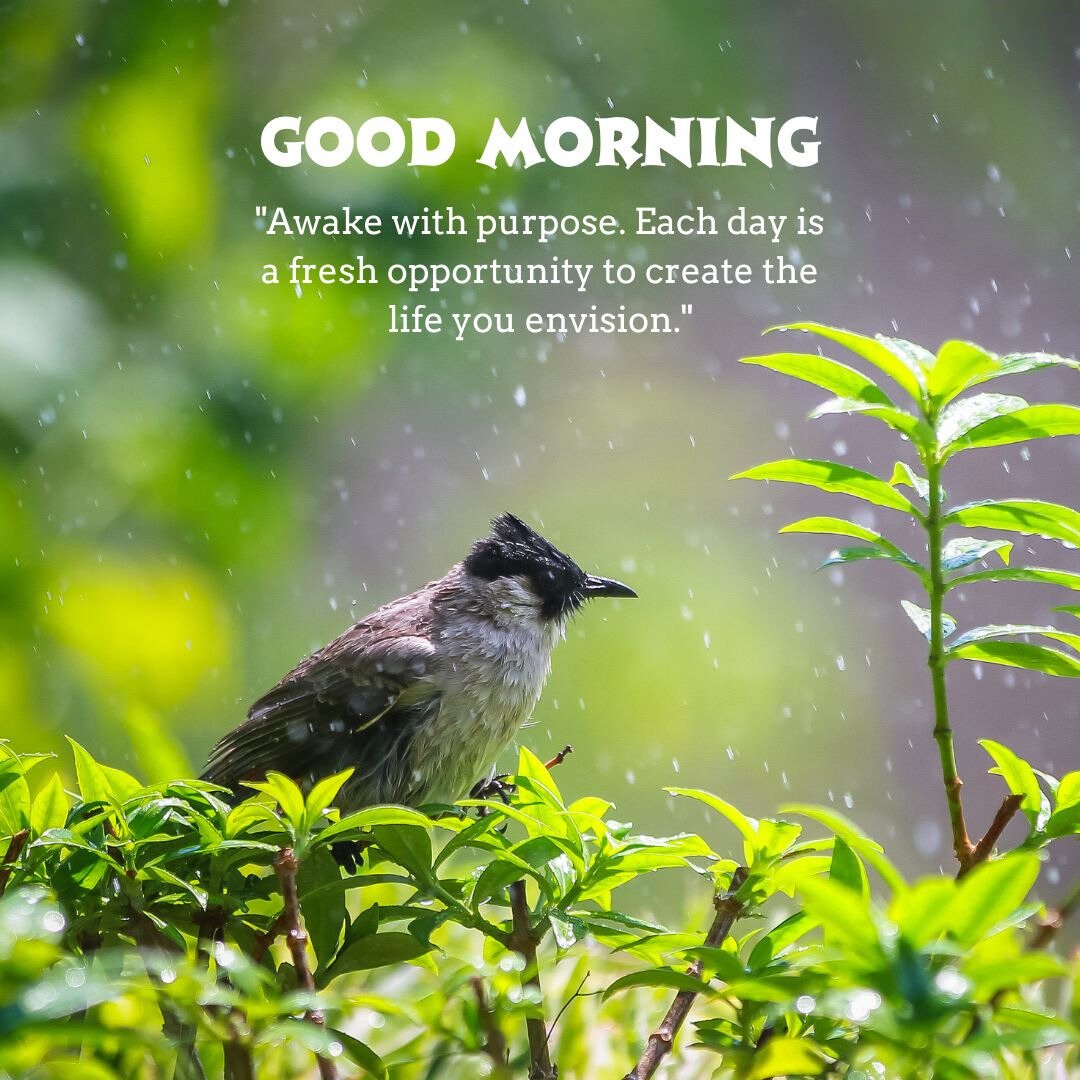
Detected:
[201,513,635,818]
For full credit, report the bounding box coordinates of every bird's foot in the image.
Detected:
[331,839,372,874]
[469,773,516,804]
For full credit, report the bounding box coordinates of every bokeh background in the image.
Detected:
[2,1,1078,906]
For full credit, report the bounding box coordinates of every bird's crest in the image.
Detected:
[464,512,587,617]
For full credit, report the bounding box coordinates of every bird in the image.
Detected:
[201,512,636,819]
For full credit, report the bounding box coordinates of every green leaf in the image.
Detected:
[949,641,1080,678]
[0,755,31,834]
[928,340,1002,405]
[315,805,433,847]
[979,739,1047,830]
[937,393,1027,451]
[298,847,346,968]
[941,537,1011,572]
[829,836,868,897]
[602,967,710,1001]
[819,544,924,577]
[549,910,586,950]
[780,804,905,893]
[1055,771,1080,811]
[888,461,930,501]
[328,1029,388,1080]
[901,600,956,641]
[1044,803,1080,839]
[304,769,353,833]
[319,932,433,984]
[809,397,932,445]
[949,566,1080,593]
[949,624,1080,652]
[66,739,140,805]
[796,876,879,950]
[943,403,1080,459]
[947,853,1040,944]
[963,953,1067,998]
[780,515,902,552]
[747,911,814,970]
[768,322,927,403]
[243,771,306,831]
[1057,604,1080,619]
[944,499,1080,548]
[740,352,893,404]
[666,788,757,841]
[744,1037,831,1079]
[888,878,957,946]
[370,824,433,882]
[30,773,70,835]
[731,459,917,514]
[962,349,1080,393]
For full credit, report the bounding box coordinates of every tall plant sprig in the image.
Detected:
[733,323,1080,871]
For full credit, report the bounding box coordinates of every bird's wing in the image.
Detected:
[200,631,435,794]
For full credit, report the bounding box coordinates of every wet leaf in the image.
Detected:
[809,397,932,445]
[979,739,1048,830]
[941,537,1011,571]
[928,340,1001,405]
[731,459,917,513]
[767,322,926,403]
[942,403,1080,459]
[949,641,1080,678]
[936,393,1027,450]
[944,499,1080,548]
[901,600,956,641]
[740,351,893,404]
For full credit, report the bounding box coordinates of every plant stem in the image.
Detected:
[625,866,749,1080]
[0,828,29,896]
[470,976,511,1078]
[274,848,338,1080]
[925,454,974,869]
[508,879,556,1080]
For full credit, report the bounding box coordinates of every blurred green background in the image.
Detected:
[1,0,1078,897]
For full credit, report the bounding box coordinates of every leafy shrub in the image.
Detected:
[2,326,1078,1079]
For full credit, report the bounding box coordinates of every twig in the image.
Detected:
[130,915,209,1080]
[222,1010,256,1080]
[625,866,749,1080]
[470,976,511,1078]
[958,794,1024,878]
[508,879,556,1080]
[544,745,573,771]
[274,848,338,1080]
[0,828,29,896]
[546,971,591,1047]
[251,909,289,964]
[1030,877,1080,952]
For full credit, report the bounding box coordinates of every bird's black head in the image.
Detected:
[464,512,636,620]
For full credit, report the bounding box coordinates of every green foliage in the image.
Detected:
[1,730,1077,1079]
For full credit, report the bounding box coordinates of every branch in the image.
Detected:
[1030,877,1080,952]
[544,745,574,771]
[0,828,29,896]
[274,848,338,1080]
[625,866,749,1080]
[470,976,511,1078]
[508,879,556,1080]
[957,794,1024,878]
[251,909,289,964]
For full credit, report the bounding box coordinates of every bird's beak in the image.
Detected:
[582,574,637,599]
